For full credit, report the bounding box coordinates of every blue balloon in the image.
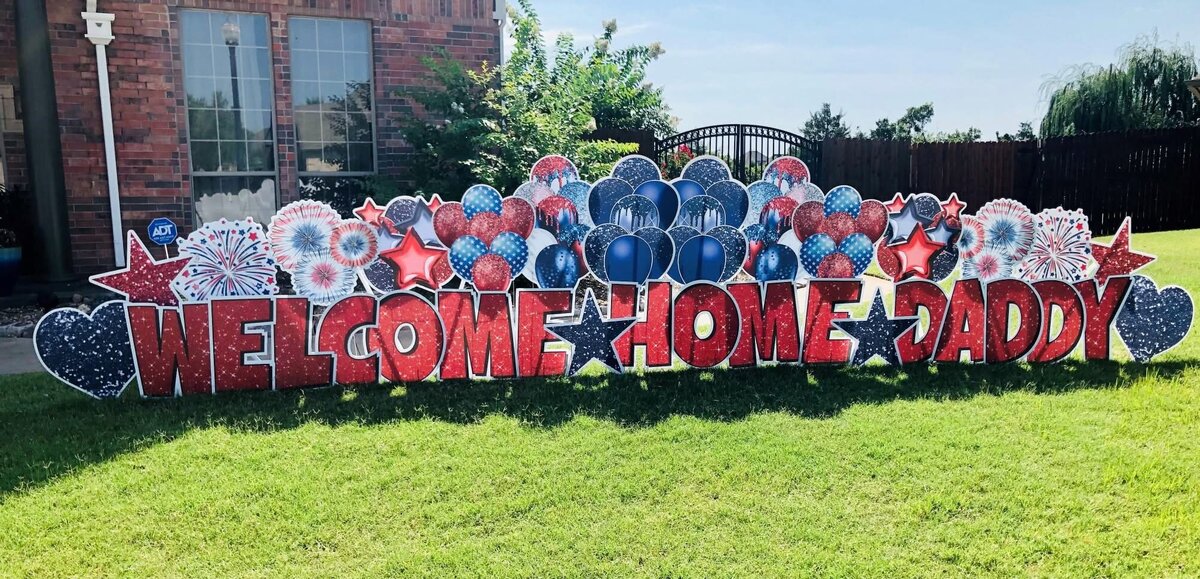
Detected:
[634,180,680,230]
[681,157,732,189]
[706,180,751,227]
[605,235,654,284]
[490,231,529,274]
[557,222,589,245]
[612,156,662,188]
[708,225,747,281]
[838,232,874,276]
[666,226,701,283]
[676,235,727,283]
[535,244,580,288]
[587,177,634,226]
[677,195,726,232]
[672,178,707,204]
[558,181,592,225]
[449,236,488,279]
[610,195,660,233]
[634,226,674,280]
[823,185,862,218]
[462,185,502,219]
[583,223,626,282]
[747,180,784,227]
[800,233,837,276]
[754,244,799,281]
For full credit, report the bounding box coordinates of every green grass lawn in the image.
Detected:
[2,230,1200,577]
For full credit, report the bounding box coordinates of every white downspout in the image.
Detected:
[82,1,124,266]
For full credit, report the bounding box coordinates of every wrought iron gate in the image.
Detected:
[653,124,822,184]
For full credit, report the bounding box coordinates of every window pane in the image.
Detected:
[217,109,244,140]
[239,47,271,79]
[181,11,211,44]
[295,112,322,143]
[247,141,275,171]
[318,52,343,80]
[184,76,215,108]
[240,79,272,110]
[183,43,213,77]
[321,142,347,171]
[345,82,371,113]
[317,19,342,50]
[344,53,370,84]
[219,141,247,171]
[212,76,234,109]
[343,21,369,52]
[211,45,232,78]
[293,80,320,108]
[292,50,319,81]
[347,113,372,142]
[243,109,273,140]
[297,176,365,217]
[320,82,344,111]
[188,109,217,140]
[298,142,323,172]
[291,18,317,50]
[322,112,345,141]
[190,141,219,172]
[238,13,269,47]
[194,176,277,225]
[348,143,373,172]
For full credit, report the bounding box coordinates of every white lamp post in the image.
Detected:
[81,0,124,266]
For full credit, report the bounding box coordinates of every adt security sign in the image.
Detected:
[147,217,178,246]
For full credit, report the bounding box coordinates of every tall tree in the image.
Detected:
[801,103,850,141]
[997,122,1036,142]
[864,103,934,140]
[1041,36,1199,136]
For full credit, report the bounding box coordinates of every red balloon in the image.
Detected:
[760,197,800,231]
[471,253,512,291]
[500,197,535,238]
[535,196,578,235]
[818,212,856,244]
[791,201,824,241]
[817,252,855,278]
[467,212,503,245]
[431,253,453,287]
[856,199,889,241]
[876,241,901,280]
[432,203,469,246]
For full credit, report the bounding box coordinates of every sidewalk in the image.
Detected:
[0,338,42,376]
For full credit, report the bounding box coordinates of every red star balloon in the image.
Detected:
[379,232,449,290]
[892,224,945,278]
[940,192,967,220]
[89,231,192,306]
[353,198,386,227]
[1091,217,1154,284]
[424,193,443,214]
[884,193,908,213]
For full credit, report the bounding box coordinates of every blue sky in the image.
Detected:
[516,0,1196,137]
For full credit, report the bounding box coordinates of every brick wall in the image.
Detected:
[22,0,500,275]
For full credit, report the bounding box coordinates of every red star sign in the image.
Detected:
[892,224,945,278]
[884,193,907,213]
[940,192,967,220]
[424,193,443,214]
[379,233,448,290]
[1091,217,1154,285]
[353,198,387,227]
[89,231,192,306]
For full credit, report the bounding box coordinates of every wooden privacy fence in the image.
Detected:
[821,127,1200,234]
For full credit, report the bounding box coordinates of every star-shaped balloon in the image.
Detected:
[940,192,967,220]
[886,201,932,245]
[891,224,945,278]
[353,198,387,227]
[1091,217,1154,285]
[89,231,192,306]
[926,219,959,245]
[379,232,448,290]
[884,193,907,213]
[832,290,919,366]
[546,290,636,376]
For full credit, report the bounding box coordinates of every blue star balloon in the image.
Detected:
[634,226,674,281]
[886,201,932,244]
[754,243,799,281]
[462,184,503,219]
[838,232,875,276]
[705,180,751,227]
[800,233,837,276]
[676,234,727,283]
[909,193,943,222]
[605,234,654,284]
[824,185,862,218]
[490,231,528,274]
[449,235,488,279]
[611,155,662,188]
[634,180,680,230]
[832,291,920,366]
[546,290,637,375]
[534,243,581,288]
[587,177,635,226]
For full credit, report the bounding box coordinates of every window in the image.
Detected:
[181,10,277,225]
[290,18,375,178]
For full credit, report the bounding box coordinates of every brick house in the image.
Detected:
[0,0,503,279]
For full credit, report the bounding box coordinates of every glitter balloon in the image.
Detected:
[817,253,855,278]
[530,155,580,192]
[468,212,504,245]
[785,181,825,204]
[792,201,825,241]
[499,197,535,238]
[268,199,341,273]
[762,156,811,193]
[747,180,785,226]
[760,196,800,239]
[909,193,944,223]
[583,223,627,282]
[705,180,750,227]
[677,195,726,232]
[611,195,660,233]
[680,156,732,189]
[588,177,635,226]
[819,213,857,244]
[559,181,593,226]
[329,219,378,268]
[856,200,889,242]
[470,253,512,291]
[612,155,662,188]
[432,203,470,247]
[708,224,747,281]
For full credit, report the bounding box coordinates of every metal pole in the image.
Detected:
[15,0,72,281]
[84,2,123,266]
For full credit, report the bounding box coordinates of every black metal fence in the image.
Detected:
[652,124,822,183]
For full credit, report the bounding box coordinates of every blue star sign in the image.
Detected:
[546,290,636,376]
[833,290,919,366]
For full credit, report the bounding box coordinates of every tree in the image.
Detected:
[1041,36,1199,136]
[863,103,934,140]
[801,103,850,141]
[997,122,1037,142]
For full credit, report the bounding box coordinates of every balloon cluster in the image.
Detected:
[517,155,593,288]
[775,185,887,278]
[434,185,534,291]
[583,156,681,284]
[358,195,452,293]
[661,156,749,283]
[875,192,965,282]
[742,157,825,281]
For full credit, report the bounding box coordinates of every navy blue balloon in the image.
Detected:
[634,180,680,230]
[666,226,701,282]
[583,223,626,282]
[605,235,654,284]
[754,244,799,281]
[838,232,874,276]
[672,178,707,204]
[587,177,634,225]
[535,243,581,288]
[634,226,674,280]
[676,235,727,283]
[708,224,747,281]
[681,157,732,189]
[800,233,837,275]
[705,180,751,227]
[612,156,662,188]
[611,195,660,233]
[677,195,726,232]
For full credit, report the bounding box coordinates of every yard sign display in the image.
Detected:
[32,155,1194,399]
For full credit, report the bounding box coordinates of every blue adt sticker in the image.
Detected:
[147,217,178,246]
